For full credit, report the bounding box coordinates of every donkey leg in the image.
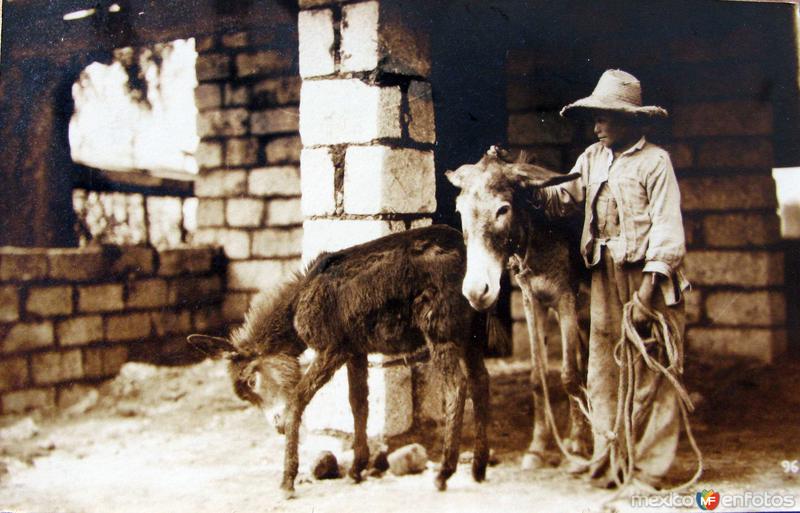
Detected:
[281,350,347,498]
[430,341,467,491]
[557,294,592,473]
[346,353,369,483]
[464,339,490,482]
[521,295,552,470]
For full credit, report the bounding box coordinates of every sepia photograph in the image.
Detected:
[0,0,799,511]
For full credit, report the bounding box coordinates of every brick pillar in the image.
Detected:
[298,0,437,437]
[192,28,303,322]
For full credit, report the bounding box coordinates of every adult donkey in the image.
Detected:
[446,146,591,471]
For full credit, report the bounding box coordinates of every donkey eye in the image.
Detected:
[496,205,510,218]
[247,373,260,389]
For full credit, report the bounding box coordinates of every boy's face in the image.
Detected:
[593,111,641,151]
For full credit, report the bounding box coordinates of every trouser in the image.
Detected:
[587,250,686,480]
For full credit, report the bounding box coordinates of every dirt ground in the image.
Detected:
[1,355,799,513]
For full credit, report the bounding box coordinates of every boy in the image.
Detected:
[542,69,690,487]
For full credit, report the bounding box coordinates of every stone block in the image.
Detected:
[57,316,103,346]
[302,218,402,264]
[221,31,248,48]
[673,101,772,137]
[252,228,303,257]
[298,8,335,78]
[343,146,436,214]
[2,322,54,353]
[687,327,785,363]
[105,313,152,342]
[192,229,251,260]
[78,284,124,313]
[267,198,304,226]
[0,249,49,282]
[226,198,265,227]
[407,81,435,144]
[0,285,19,322]
[151,310,192,337]
[111,246,156,276]
[192,306,224,332]
[127,278,169,309]
[1,388,55,414]
[196,199,226,228]
[32,350,83,385]
[236,51,293,77]
[340,0,431,77]
[252,77,302,107]
[251,107,299,135]
[300,148,336,217]
[224,83,250,107]
[195,84,222,111]
[225,138,259,167]
[169,276,223,306]
[25,286,72,317]
[684,250,783,287]
[227,260,299,292]
[84,345,129,378]
[705,290,786,327]
[196,141,223,170]
[679,175,778,212]
[511,289,524,321]
[664,143,693,170]
[685,289,703,325]
[701,212,781,248]
[194,35,215,53]
[196,53,230,81]
[265,136,302,164]
[508,112,574,145]
[696,138,773,169]
[249,166,301,197]
[157,247,216,276]
[0,356,29,391]
[195,170,248,198]
[197,108,249,138]
[304,362,413,437]
[300,80,402,145]
[48,248,107,281]
[222,292,252,321]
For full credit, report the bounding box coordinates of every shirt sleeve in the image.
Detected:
[643,153,686,277]
[539,151,588,218]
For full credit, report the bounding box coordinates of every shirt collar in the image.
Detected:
[603,136,647,162]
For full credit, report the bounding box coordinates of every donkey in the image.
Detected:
[191,225,498,498]
[446,146,591,471]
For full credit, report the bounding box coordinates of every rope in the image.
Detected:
[513,262,703,497]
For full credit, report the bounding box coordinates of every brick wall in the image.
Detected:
[505,9,789,363]
[0,245,224,414]
[192,26,303,323]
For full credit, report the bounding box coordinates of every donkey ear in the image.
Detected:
[186,334,239,358]
[445,168,467,188]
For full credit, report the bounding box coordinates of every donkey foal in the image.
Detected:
[192,225,494,498]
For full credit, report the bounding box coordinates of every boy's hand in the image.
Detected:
[632,273,657,330]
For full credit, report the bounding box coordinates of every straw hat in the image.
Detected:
[560,69,668,119]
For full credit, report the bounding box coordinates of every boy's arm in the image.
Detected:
[538,152,588,218]
[637,153,686,307]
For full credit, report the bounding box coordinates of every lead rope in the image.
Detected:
[512,257,703,501]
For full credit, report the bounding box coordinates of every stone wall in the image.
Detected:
[0,245,224,414]
[296,0,438,436]
[192,25,303,323]
[505,11,789,363]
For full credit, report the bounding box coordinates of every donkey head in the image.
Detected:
[188,332,301,435]
[446,146,579,311]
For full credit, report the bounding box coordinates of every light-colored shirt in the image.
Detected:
[543,137,689,304]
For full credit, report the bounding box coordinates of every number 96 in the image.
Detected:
[781,460,799,473]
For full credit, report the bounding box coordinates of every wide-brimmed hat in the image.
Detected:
[560,69,668,119]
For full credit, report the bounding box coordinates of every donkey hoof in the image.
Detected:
[521,452,546,470]
[472,461,487,482]
[564,459,589,476]
[434,475,448,491]
[281,487,296,500]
